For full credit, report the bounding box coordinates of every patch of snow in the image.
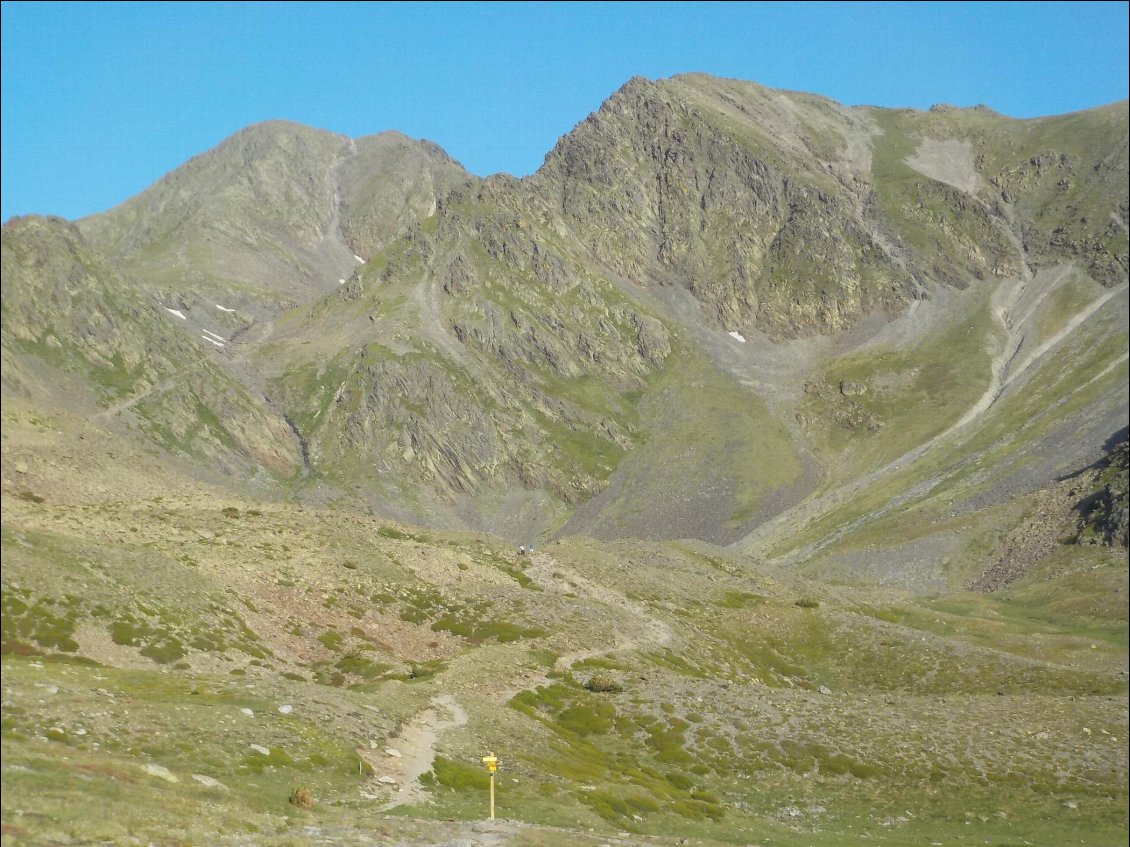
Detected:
[339,279,346,285]
[192,774,227,790]
[215,304,236,313]
[165,308,187,320]
[277,704,293,715]
[354,255,365,263]
[201,335,225,348]
[202,329,226,342]
[728,331,747,343]
[249,744,270,756]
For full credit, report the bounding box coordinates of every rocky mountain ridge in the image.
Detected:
[3,73,1127,569]
[1,73,1126,847]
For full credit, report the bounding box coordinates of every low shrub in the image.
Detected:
[585,673,620,693]
[289,786,313,809]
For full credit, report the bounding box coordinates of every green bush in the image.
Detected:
[580,788,659,822]
[556,701,616,737]
[432,756,489,790]
[335,652,390,678]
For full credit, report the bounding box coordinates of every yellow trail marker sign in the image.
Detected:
[481,752,499,819]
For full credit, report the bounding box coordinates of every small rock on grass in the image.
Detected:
[141,763,178,783]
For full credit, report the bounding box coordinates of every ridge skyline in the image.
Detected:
[3,1,1128,222]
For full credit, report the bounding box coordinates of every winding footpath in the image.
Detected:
[362,551,672,812]
[368,693,469,812]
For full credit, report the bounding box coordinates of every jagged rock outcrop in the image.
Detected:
[1,215,302,476]
[530,76,919,339]
[1076,438,1130,547]
[2,75,1126,543]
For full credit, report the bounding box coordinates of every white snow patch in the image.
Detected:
[202,329,226,342]
[201,335,225,348]
[277,704,293,715]
[215,304,236,313]
[249,744,270,756]
[354,254,365,263]
[728,331,747,343]
[165,308,187,320]
[339,279,346,285]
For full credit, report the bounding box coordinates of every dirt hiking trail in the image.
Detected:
[361,550,672,811]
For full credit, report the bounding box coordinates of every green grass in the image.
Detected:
[585,344,803,532]
[1,455,1125,847]
[797,286,996,485]
[768,286,1126,568]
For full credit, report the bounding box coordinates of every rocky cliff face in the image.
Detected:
[1,216,302,476]
[1077,438,1130,548]
[529,76,920,339]
[76,122,471,322]
[2,74,1127,550]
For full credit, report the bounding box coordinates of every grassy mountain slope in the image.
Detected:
[1,74,1127,846]
[6,76,1123,544]
[1,424,1125,845]
[77,122,470,324]
[1,216,301,478]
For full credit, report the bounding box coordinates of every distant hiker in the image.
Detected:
[518,545,526,556]
[529,543,536,554]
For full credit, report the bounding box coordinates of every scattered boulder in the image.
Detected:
[141,763,178,783]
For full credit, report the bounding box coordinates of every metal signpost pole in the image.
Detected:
[481,752,498,820]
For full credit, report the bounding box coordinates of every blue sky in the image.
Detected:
[2,1,1127,222]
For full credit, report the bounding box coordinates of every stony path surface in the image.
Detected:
[360,551,672,815]
[367,694,469,812]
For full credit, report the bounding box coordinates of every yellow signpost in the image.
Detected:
[481,752,499,819]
